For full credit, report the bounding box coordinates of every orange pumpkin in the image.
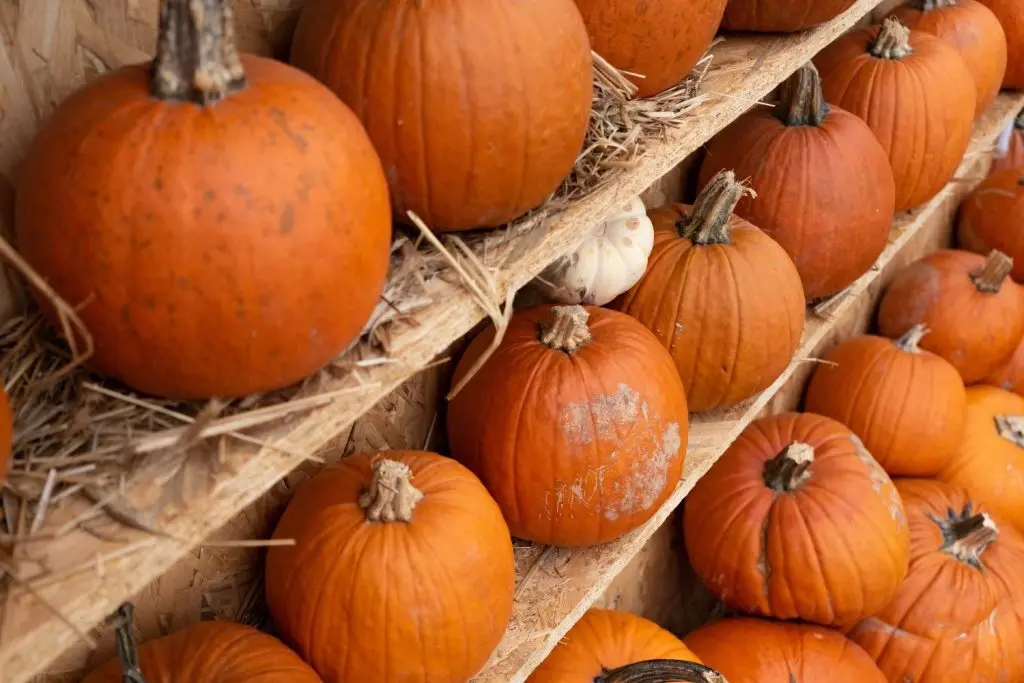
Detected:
[265,452,515,683]
[957,170,1024,281]
[698,63,895,299]
[447,305,688,546]
[0,386,10,480]
[850,479,1024,683]
[992,113,1024,175]
[804,325,967,476]
[15,0,391,400]
[685,618,888,683]
[573,0,726,98]
[721,0,857,31]
[939,386,1024,530]
[877,249,1024,383]
[815,17,976,212]
[976,0,1024,87]
[617,170,805,412]
[291,0,592,231]
[83,617,321,683]
[890,0,1008,117]
[683,412,910,627]
[989,335,1024,394]
[527,609,720,683]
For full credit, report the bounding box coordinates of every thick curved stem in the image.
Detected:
[358,458,424,523]
[152,0,247,104]
[870,17,913,59]
[540,305,593,353]
[763,442,815,492]
[894,324,928,353]
[777,63,829,127]
[595,659,728,683]
[970,250,1014,293]
[679,170,756,245]
[939,512,998,569]
[112,603,147,683]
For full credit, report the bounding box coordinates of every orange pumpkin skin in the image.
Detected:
[527,609,702,683]
[82,622,321,683]
[814,19,976,212]
[890,0,1008,117]
[989,335,1024,395]
[877,249,1024,384]
[265,451,515,683]
[939,386,1024,531]
[991,114,1024,175]
[721,0,857,32]
[849,479,1024,683]
[16,57,391,399]
[697,65,895,299]
[683,412,910,627]
[685,618,888,683]
[447,305,689,546]
[574,0,726,98]
[976,0,1024,87]
[291,0,592,232]
[957,171,1024,281]
[617,173,805,412]
[804,327,967,476]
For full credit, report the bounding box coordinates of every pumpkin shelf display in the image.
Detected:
[877,249,1024,384]
[290,0,592,232]
[992,112,1024,175]
[573,0,726,98]
[447,304,689,547]
[939,386,1024,531]
[957,170,1024,281]
[849,479,1024,683]
[265,452,516,683]
[685,618,888,683]
[616,170,805,413]
[804,325,967,477]
[815,17,976,212]
[14,0,392,400]
[535,197,655,306]
[683,412,911,627]
[976,0,1024,88]
[527,609,724,683]
[890,0,1007,117]
[720,0,857,32]
[698,62,895,300]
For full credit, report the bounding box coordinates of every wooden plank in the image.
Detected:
[0,2,907,680]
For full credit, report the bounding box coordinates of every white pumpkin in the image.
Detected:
[536,197,654,306]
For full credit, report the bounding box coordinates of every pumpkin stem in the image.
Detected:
[112,603,147,683]
[994,414,1024,449]
[907,0,957,9]
[540,305,593,353]
[595,659,728,683]
[894,324,929,353]
[939,512,999,569]
[970,250,1014,293]
[358,458,424,523]
[763,442,815,492]
[152,0,247,105]
[680,170,756,245]
[869,17,913,59]
[777,63,829,127]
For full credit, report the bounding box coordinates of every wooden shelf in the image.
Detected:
[0,1,968,680]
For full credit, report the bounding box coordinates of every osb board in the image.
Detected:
[0,2,899,680]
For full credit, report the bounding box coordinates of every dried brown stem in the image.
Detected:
[764,442,815,492]
[870,17,913,59]
[596,659,727,683]
[680,170,756,245]
[936,511,998,569]
[907,0,957,9]
[971,250,1013,293]
[358,458,424,523]
[894,324,928,353]
[777,63,829,127]
[539,305,593,353]
[112,603,147,683]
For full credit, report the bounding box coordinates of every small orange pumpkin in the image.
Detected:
[957,170,1024,281]
[805,325,967,476]
[939,386,1024,531]
[988,335,1024,394]
[976,0,1024,87]
[849,479,1024,683]
[617,170,805,412]
[877,249,1024,384]
[992,113,1024,175]
[683,412,910,627]
[447,304,689,546]
[265,451,515,683]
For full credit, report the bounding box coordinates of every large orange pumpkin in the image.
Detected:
[447,305,688,546]
[877,249,1024,383]
[698,63,895,299]
[992,113,1024,175]
[685,618,888,683]
[527,609,722,683]
[265,451,515,683]
[939,386,1024,530]
[573,0,726,98]
[815,17,976,212]
[957,170,1024,281]
[849,479,1024,683]
[83,617,321,683]
[290,0,592,231]
[721,0,857,31]
[683,412,910,627]
[976,0,1024,87]
[890,0,1008,117]
[989,335,1024,395]
[14,0,391,400]
[804,325,967,476]
[617,170,805,412]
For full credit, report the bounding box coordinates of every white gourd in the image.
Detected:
[536,197,654,306]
